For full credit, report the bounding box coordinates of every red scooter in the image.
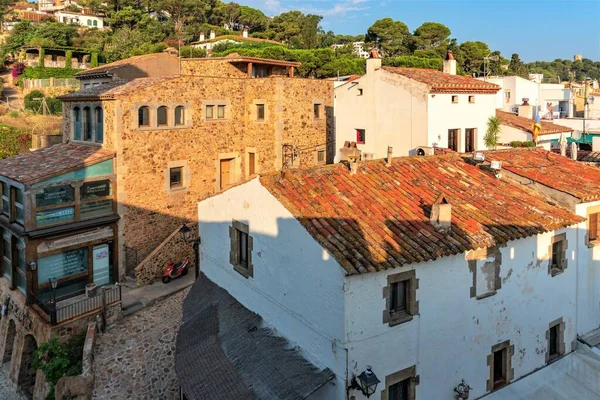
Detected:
[162,258,189,284]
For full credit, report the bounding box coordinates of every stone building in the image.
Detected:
[58,54,334,285]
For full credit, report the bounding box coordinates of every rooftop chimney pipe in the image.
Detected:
[386,146,393,166]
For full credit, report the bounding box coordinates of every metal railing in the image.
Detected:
[30,285,121,326]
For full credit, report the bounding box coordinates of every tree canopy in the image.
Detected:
[365,18,411,57]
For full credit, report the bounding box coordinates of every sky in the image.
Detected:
[236,0,600,62]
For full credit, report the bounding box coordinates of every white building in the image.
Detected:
[190,28,283,55]
[193,152,594,399]
[331,41,370,58]
[55,11,104,28]
[334,51,500,160]
[495,109,572,150]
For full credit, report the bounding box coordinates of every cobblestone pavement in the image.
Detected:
[93,287,190,400]
[0,365,26,400]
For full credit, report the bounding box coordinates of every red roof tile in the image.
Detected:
[496,110,572,136]
[0,143,114,184]
[486,148,600,202]
[382,67,500,94]
[260,155,582,275]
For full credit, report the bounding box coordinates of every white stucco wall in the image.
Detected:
[485,76,540,114]
[427,93,497,152]
[334,70,429,161]
[575,201,600,335]
[345,229,578,400]
[498,125,563,150]
[198,178,347,398]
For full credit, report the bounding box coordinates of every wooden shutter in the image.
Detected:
[590,213,598,241]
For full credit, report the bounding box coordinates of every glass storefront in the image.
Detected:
[3,230,11,283]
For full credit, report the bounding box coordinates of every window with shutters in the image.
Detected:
[383,269,418,326]
[548,233,568,277]
[229,220,253,278]
[381,366,418,400]
[588,211,600,246]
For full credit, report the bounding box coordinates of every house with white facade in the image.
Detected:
[55,10,104,28]
[190,28,284,55]
[496,109,573,150]
[181,152,598,399]
[334,51,500,161]
[331,41,370,58]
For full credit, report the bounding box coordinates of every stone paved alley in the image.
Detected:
[92,287,190,399]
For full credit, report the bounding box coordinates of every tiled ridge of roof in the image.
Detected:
[486,148,600,202]
[496,110,572,135]
[382,67,501,93]
[75,53,177,77]
[0,142,114,184]
[260,155,582,275]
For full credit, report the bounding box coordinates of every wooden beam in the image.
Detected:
[247,62,253,78]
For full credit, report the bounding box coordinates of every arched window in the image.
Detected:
[83,107,92,141]
[73,107,81,140]
[138,106,149,127]
[95,106,103,143]
[175,106,184,126]
[157,106,168,127]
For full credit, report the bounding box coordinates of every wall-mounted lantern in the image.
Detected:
[454,379,472,400]
[29,261,37,271]
[349,365,380,398]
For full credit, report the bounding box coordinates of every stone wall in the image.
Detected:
[180,58,247,78]
[134,225,197,286]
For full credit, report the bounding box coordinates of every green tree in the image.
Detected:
[458,40,490,76]
[179,46,206,58]
[365,18,411,57]
[155,0,212,32]
[412,22,450,51]
[267,11,322,49]
[484,116,501,149]
[0,0,17,29]
[212,1,241,29]
[106,6,143,30]
[508,53,528,78]
[238,6,268,32]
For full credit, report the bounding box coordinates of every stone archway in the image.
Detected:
[17,334,38,400]
[2,319,16,364]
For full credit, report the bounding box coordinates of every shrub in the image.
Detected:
[179,46,206,58]
[65,50,73,68]
[523,140,536,147]
[8,111,20,118]
[484,116,501,150]
[22,66,76,79]
[510,141,522,148]
[11,62,26,81]
[90,53,99,67]
[0,124,30,159]
[39,48,45,68]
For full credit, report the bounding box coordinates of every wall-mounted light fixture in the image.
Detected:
[454,379,472,399]
[348,365,380,398]
[29,261,37,271]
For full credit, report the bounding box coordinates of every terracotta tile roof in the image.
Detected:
[58,76,180,101]
[75,53,177,78]
[382,67,500,94]
[184,53,300,67]
[190,35,283,46]
[496,110,572,136]
[485,148,600,201]
[0,143,114,184]
[260,155,582,275]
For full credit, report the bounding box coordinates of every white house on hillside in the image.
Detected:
[55,10,105,28]
[191,153,594,399]
[334,51,500,160]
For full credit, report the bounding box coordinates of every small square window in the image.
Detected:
[390,281,407,313]
[256,104,265,121]
[206,105,214,119]
[549,233,567,276]
[230,220,253,278]
[357,88,363,96]
[383,270,418,327]
[313,103,321,119]
[356,129,365,144]
[217,105,225,119]
[169,167,182,189]
[317,149,326,164]
[469,95,475,103]
[452,95,459,103]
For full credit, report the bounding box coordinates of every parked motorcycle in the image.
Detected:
[162,258,189,284]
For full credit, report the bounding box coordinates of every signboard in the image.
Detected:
[36,185,74,207]
[81,180,111,200]
[36,206,75,227]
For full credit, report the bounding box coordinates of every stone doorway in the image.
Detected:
[2,319,16,364]
[17,335,37,400]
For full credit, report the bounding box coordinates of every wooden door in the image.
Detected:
[220,159,231,189]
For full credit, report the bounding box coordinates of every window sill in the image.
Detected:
[550,267,565,277]
[167,186,188,194]
[204,119,228,123]
[137,125,191,132]
[388,311,414,327]
[476,291,497,300]
[233,263,252,279]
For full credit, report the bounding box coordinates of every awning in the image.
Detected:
[482,345,600,399]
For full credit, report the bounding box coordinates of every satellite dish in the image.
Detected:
[572,130,582,140]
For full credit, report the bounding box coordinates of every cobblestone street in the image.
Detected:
[0,365,26,400]
[93,287,190,399]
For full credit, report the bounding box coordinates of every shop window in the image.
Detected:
[175,106,185,126]
[383,270,418,326]
[94,107,103,143]
[37,247,89,299]
[2,230,11,284]
[80,180,113,220]
[138,106,149,127]
[73,107,82,140]
[157,106,168,127]
[229,220,253,278]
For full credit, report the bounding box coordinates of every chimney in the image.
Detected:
[386,146,393,166]
[443,51,456,75]
[210,29,215,39]
[243,28,248,38]
[518,98,533,119]
[570,142,577,160]
[200,31,205,41]
[431,194,451,231]
[366,49,381,75]
[349,157,359,175]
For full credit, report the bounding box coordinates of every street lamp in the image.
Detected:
[348,366,380,398]
[48,277,58,325]
[179,223,201,279]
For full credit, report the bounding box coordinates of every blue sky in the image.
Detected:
[237,0,600,62]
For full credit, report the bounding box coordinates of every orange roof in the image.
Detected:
[0,143,114,184]
[186,53,300,68]
[190,34,283,46]
[496,110,572,136]
[382,67,500,94]
[486,148,600,202]
[260,155,582,275]
[75,53,177,78]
